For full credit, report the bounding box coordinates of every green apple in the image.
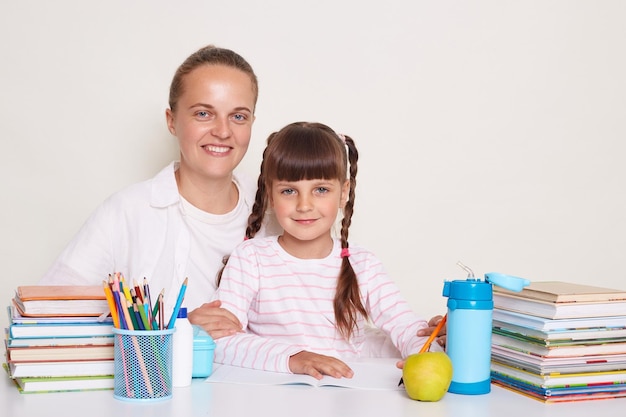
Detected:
[402,352,453,402]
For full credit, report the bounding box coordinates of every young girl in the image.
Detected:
[213,121,439,379]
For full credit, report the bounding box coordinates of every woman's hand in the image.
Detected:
[289,351,354,380]
[188,300,242,339]
[417,315,447,347]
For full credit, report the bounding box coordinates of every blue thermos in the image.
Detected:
[443,269,529,395]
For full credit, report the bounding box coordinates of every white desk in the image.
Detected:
[4,373,626,417]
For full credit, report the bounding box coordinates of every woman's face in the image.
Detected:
[166,64,256,183]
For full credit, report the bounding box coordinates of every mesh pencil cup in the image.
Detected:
[112,328,175,402]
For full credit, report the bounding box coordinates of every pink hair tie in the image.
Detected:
[340,248,350,258]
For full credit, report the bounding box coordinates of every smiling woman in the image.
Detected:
[166,64,257,214]
[38,45,272,339]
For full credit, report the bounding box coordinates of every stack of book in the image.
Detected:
[3,285,115,393]
[490,281,626,403]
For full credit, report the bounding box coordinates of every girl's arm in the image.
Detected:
[213,330,303,373]
[212,244,302,373]
[360,253,435,357]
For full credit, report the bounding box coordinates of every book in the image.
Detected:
[491,348,626,375]
[491,333,626,358]
[492,292,626,319]
[6,335,114,348]
[494,281,626,303]
[7,344,114,362]
[491,373,626,403]
[492,344,626,367]
[492,322,626,345]
[492,308,626,331]
[12,374,114,393]
[7,360,114,378]
[9,321,114,339]
[13,285,109,317]
[206,360,403,390]
[491,360,626,388]
[8,304,111,324]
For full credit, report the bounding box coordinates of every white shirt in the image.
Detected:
[39,161,269,316]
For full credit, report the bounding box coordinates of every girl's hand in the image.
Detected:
[289,351,354,380]
[188,300,243,339]
[417,315,447,347]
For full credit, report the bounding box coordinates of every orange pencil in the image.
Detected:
[419,314,447,353]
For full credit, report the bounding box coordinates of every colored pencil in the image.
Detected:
[102,280,120,328]
[133,279,144,303]
[167,277,188,329]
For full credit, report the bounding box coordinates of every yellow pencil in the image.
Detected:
[119,273,133,304]
[102,280,120,328]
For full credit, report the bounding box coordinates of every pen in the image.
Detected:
[167,277,188,329]
[399,314,447,386]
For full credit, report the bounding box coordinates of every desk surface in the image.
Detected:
[4,373,626,417]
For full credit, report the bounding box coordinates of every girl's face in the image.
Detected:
[270,178,349,258]
[166,64,256,183]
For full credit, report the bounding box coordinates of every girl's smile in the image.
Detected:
[271,178,349,258]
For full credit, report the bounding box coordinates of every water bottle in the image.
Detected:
[172,307,193,387]
[442,264,529,395]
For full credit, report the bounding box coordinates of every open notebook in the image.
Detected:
[206,359,403,390]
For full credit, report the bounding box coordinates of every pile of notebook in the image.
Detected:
[490,281,626,403]
[3,285,115,393]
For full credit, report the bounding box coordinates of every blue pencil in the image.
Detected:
[112,286,128,330]
[167,277,188,329]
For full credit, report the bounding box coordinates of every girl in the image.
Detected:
[214,122,439,379]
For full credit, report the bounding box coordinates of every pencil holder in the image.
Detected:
[113,328,175,402]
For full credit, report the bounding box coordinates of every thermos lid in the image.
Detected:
[443,279,492,301]
[442,272,530,301]
[485,272,530,292]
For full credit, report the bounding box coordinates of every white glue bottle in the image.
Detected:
[172,307,193,387]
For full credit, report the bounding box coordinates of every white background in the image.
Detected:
[1,1,625,330]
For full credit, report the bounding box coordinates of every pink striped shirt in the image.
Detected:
[213,236,430,373]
